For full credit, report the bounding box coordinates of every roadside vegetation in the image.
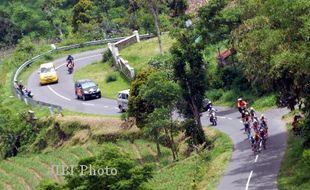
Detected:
[0,115,232,190]
[1,0,310,190]
[278,117,310,190]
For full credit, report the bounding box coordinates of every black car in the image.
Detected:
[75,79,101,100]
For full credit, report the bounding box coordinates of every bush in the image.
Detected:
[302,149,310,168]
[207,89,224,101]
[106,73,117,83]
[43,53,53,61]
[102,50,112,62]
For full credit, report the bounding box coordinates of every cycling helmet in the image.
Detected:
[238,98,242,101]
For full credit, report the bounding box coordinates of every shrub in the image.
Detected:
[102,50,112,62]
[106,73,117,83]
[302,149,310,168]
[43,54,53,61]
[207,89,224,101]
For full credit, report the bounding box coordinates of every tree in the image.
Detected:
[0,10,21,48]
[233,0,310,107]
[170,26,208,145]
[42,0,68,39]
[72,0,94,32]
[137,0,164,55]
[197,0,241,44]
[128,68,156,128]
[141,71,181,160]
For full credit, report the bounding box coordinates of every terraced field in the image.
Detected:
[0,141,172,190]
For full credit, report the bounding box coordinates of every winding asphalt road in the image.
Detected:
[27,49,288,190]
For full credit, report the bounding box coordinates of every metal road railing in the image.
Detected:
[12,34,154,115]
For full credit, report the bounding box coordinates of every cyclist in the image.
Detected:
[260,115,268,136]
[250,107,256,122]
[243,117,251,139]
[237,98,247,114]
[252,120,259,133]
[252,131,261,152]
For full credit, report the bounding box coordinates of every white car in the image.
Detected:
[117,89,130,112]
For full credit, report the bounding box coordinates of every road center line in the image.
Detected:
[255,155,259,163]
[245,170,253,190]
[82,103,95,106]
[47,85,71,101]
[55,54,102,69]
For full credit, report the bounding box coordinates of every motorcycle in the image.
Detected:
[209,109,217,126]
[67,62,74,74]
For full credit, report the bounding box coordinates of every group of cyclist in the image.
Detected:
[237,98,268,153]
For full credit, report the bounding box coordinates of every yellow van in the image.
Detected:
[39,62,58,85]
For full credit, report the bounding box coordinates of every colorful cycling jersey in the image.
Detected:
[238,101,247,108]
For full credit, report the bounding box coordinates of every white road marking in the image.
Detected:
[55,54,102,69]
[245,170,253,190]
[217,116,226,119]
[47,85,71,101]
[48,54,101,101]
[255,155,259,163]
[104,106,109,108]
[227,117,233,120]
[82,103,95,106]
[114,107,119,110]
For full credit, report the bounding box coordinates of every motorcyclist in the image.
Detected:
[22,86,33,98]
[203,99,213,112]
[206,100,213,112]
[66,55,74,73]
[209,107,217,126]
[66,55,74,64]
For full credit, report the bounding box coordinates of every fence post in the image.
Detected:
[133,30,140,42]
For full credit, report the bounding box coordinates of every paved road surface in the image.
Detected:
[27,49,288,190]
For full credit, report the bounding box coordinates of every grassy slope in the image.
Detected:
[73,62,130,99]
[278,123,310,190]
[0,140,172,190]
[0,124,232,190]
[147,128,233,190]
[120,34,174,72]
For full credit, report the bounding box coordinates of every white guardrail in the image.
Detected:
[12,33,154,115]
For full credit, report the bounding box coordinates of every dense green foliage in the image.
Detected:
[128,69,156,128]
[278,123,310,190]
[0,0,184,48]
[37,145,153,190]
[170,23,208,145]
